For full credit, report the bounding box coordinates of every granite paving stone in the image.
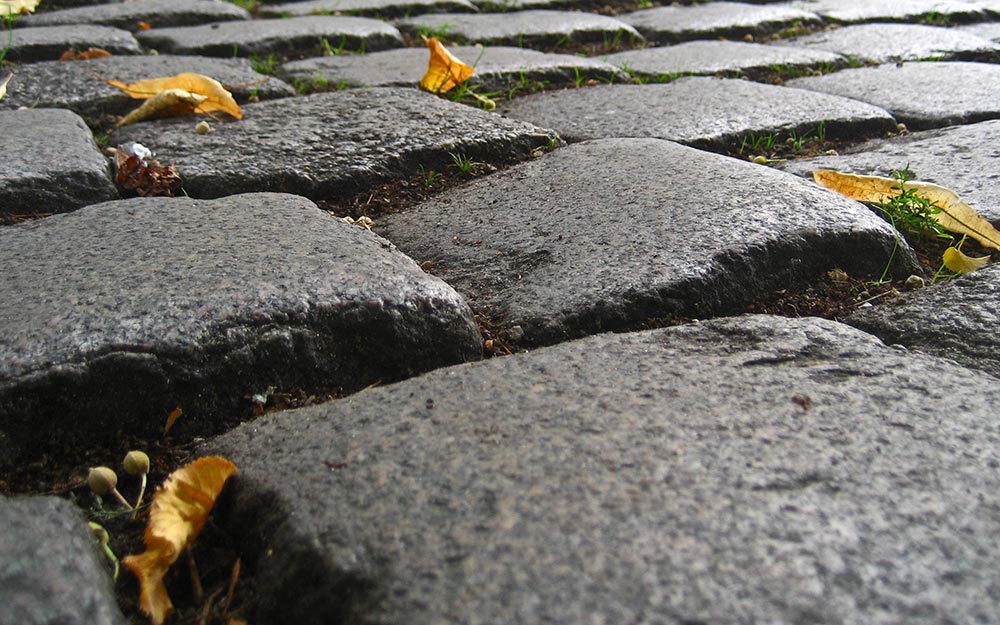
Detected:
[208,314,1000,625]
[0,496,126,625]
[778,120,1000,223]
[0,192,483,465]
[110,87,558,200]
[0,55,294,124]
[18,0,250,33]
[620,2,821,44]
[501,77,897,150]
[3,24,141,62]
[777,23,1000,63]
[960,20,1000,39]
[0,109,118,219]
[261,0,478,18]
[281,45,626,90]
[135,15,404,58]
[398,10,641,47]
[602,40,845,80]
[849,264,1000,378]
[787,61,1000,130]
[376,138,917,347]
[783,0,987,24]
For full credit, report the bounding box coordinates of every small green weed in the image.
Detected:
[419,164,441,188]
[1,14,17,65]
[417,23,456,41]
[450,152,485,174]
[250,53,278,75]
[873,166,951,240]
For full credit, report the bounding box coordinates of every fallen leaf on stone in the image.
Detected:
[420,36,474,94]
[60,47,113,61]
[117,88,208,126]
[123,456,237,625]
[114,142,183,197]
[814,170,1000,251]
[0,73,11,101]
[942,246,989,274]
[101,72,243,120]
[0,0,39,16]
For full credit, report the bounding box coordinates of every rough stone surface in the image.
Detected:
[281,45,625,90]
[620,1,821,44]
[787,61,1000,130]
[209,314,1000,625]
[4,24,141,62]
[501,77,897,150]
[778,120,1000,224]
[0,496,126,625]
[0,109,118,218]
[398,10,642,46]
[376,138,916,346]
[135,15,403,57]
[779,23,1000,63]
[603,40,845,79]
[262,0,478,17]
[19,0,249,32]
[0,193,483,464]
[0,55,294,123]
[797,0,986,24]
[960,21,1000,41]
[849,264,1000,378]
[111,87,558,200]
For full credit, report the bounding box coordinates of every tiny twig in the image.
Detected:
[222,559,241,617]
[187,547,204,604]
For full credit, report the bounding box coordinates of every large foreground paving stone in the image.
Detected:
[787,61,1000,130]
[135,15,403,57]
[620,1,821,44]
[0,109,118,219]
[19,0,249,32]
[779,23,1000,63]
[0,55,294,124]
[398,10,641,47]
[778,120,1000,224]
[209,314,1000,625]
[281,45,625,90]
[262,0,478,17]
[849,263,1000,379]
[501,77,897,150]
[4,24,141,62]
[603,40,845,80]
[111,87,558,200]
[0,496,125,625]
[376,139,916,347]
[0,193,482,464]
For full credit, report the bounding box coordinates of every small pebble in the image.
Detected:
[904,275,925,290]
[195,120,213,134]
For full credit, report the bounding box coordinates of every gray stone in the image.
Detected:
[849,264,1000,379]
[603,40,845,80]
[281,45,626,90]
[790,0,986,24]
[398,10,642,47]
[110,87,558,200]
[620,1,820,44]
[787,61,1000,131]
[3,24,141,62]
[778,23,1000,64]
[262,0,478,18]
[0,55,294,124]
[135,15,403,57]
[0,109,118,219]
[778,120,1000,224]
[208,314,1000,625]
[1,496,125,625]
[960,21,1000,41]
[19,0,249,32]
[376,138,916,347]
[0,193,482,464]
[501,77,897,150]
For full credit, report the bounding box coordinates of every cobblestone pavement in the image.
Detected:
[4,1,1000,624]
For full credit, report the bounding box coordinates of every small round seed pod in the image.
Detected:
[87,466,118,495]
[123,451,149,476]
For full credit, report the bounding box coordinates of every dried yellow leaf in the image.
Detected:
[942,246,989,274]
[117,88,207,127]
[104,72,242,120]
[123,456,237,625]
[813,170,1000,251]
[0,0,39,16]
[0,73,11,102]
[420,36,474,94]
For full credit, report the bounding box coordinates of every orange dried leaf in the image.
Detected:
[123,456,237,625]
[420,37,474,94]
[117,88,207,126]
[60,47,113,61]
[104,72,242,120]
[163,407,183,435]
[0,0,40,16]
